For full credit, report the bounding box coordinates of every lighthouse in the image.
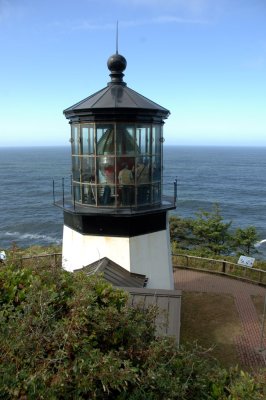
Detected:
[60,51,177,290]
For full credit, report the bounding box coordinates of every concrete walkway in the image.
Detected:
[174,269,266,370]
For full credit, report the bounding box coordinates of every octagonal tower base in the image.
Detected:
[62,210,174,290]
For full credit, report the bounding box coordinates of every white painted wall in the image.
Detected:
[62,224,174,290]
[62,226,131,272]
[129,230,174,289]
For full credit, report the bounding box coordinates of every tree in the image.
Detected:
[169,215,194,251]
[231,226,259,256]
[190,204,232,255]
[170,205,261,259]
[170,205,233,256]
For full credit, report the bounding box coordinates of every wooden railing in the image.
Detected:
[6,252,266,286]
[172,253,266,286]
[9,253,62,269]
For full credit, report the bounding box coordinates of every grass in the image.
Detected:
[180,292,244,369]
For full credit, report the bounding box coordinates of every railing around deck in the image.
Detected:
[9,253,62,270]
[6,252,266,287]
[52,176,177,211]
[172,253,266,286]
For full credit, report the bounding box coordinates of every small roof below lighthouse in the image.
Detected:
[74,257,147,288]
[63,52,170,121]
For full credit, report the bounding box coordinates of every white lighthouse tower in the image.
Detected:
[60,52,176,290]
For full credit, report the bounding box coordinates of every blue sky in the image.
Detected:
[0,0,265,146]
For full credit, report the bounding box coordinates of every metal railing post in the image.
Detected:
[62,178,65,207]
[52,179,55,204]
[174,178,177,205]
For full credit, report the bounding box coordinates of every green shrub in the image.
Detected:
[0,265,265,399]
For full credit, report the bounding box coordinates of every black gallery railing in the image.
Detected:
[53,176,177,211]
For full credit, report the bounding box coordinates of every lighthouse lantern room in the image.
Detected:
[59,52,177,290]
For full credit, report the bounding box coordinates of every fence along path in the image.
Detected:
[9,253,62,269]
[172,253,266,287]
[6,252,266,287]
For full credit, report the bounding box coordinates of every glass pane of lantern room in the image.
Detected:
[117,157,135,182]
[152,155,161,182]
[96,124,114,155]
[135,156,151,185]
[151,126,162,185]
[117,157,135,206]
[97,157,115,186]
[73,184,81,203]
[81,157,95,183]
[152,125,162,155]
[72,156,80,181]
[71,125,79,155]
[136,126,151,155]
[116,125,135,155]
[81,125,94,155]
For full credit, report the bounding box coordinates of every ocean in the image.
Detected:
[1,145,266,258]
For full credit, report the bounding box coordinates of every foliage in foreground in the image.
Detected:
[0,264,265,399]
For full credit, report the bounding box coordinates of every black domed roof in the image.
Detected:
[63,52,170,123]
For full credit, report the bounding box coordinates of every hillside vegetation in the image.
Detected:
[170,204,266,270]
[0,263,265,399]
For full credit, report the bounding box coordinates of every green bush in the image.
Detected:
[0,265,265,399]
[170,204,262,258]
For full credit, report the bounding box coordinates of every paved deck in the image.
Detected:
[174,269,266,369]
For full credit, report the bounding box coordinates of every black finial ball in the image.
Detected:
[107,53,127,72]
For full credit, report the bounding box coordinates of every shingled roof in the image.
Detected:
[74,257,147,288]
